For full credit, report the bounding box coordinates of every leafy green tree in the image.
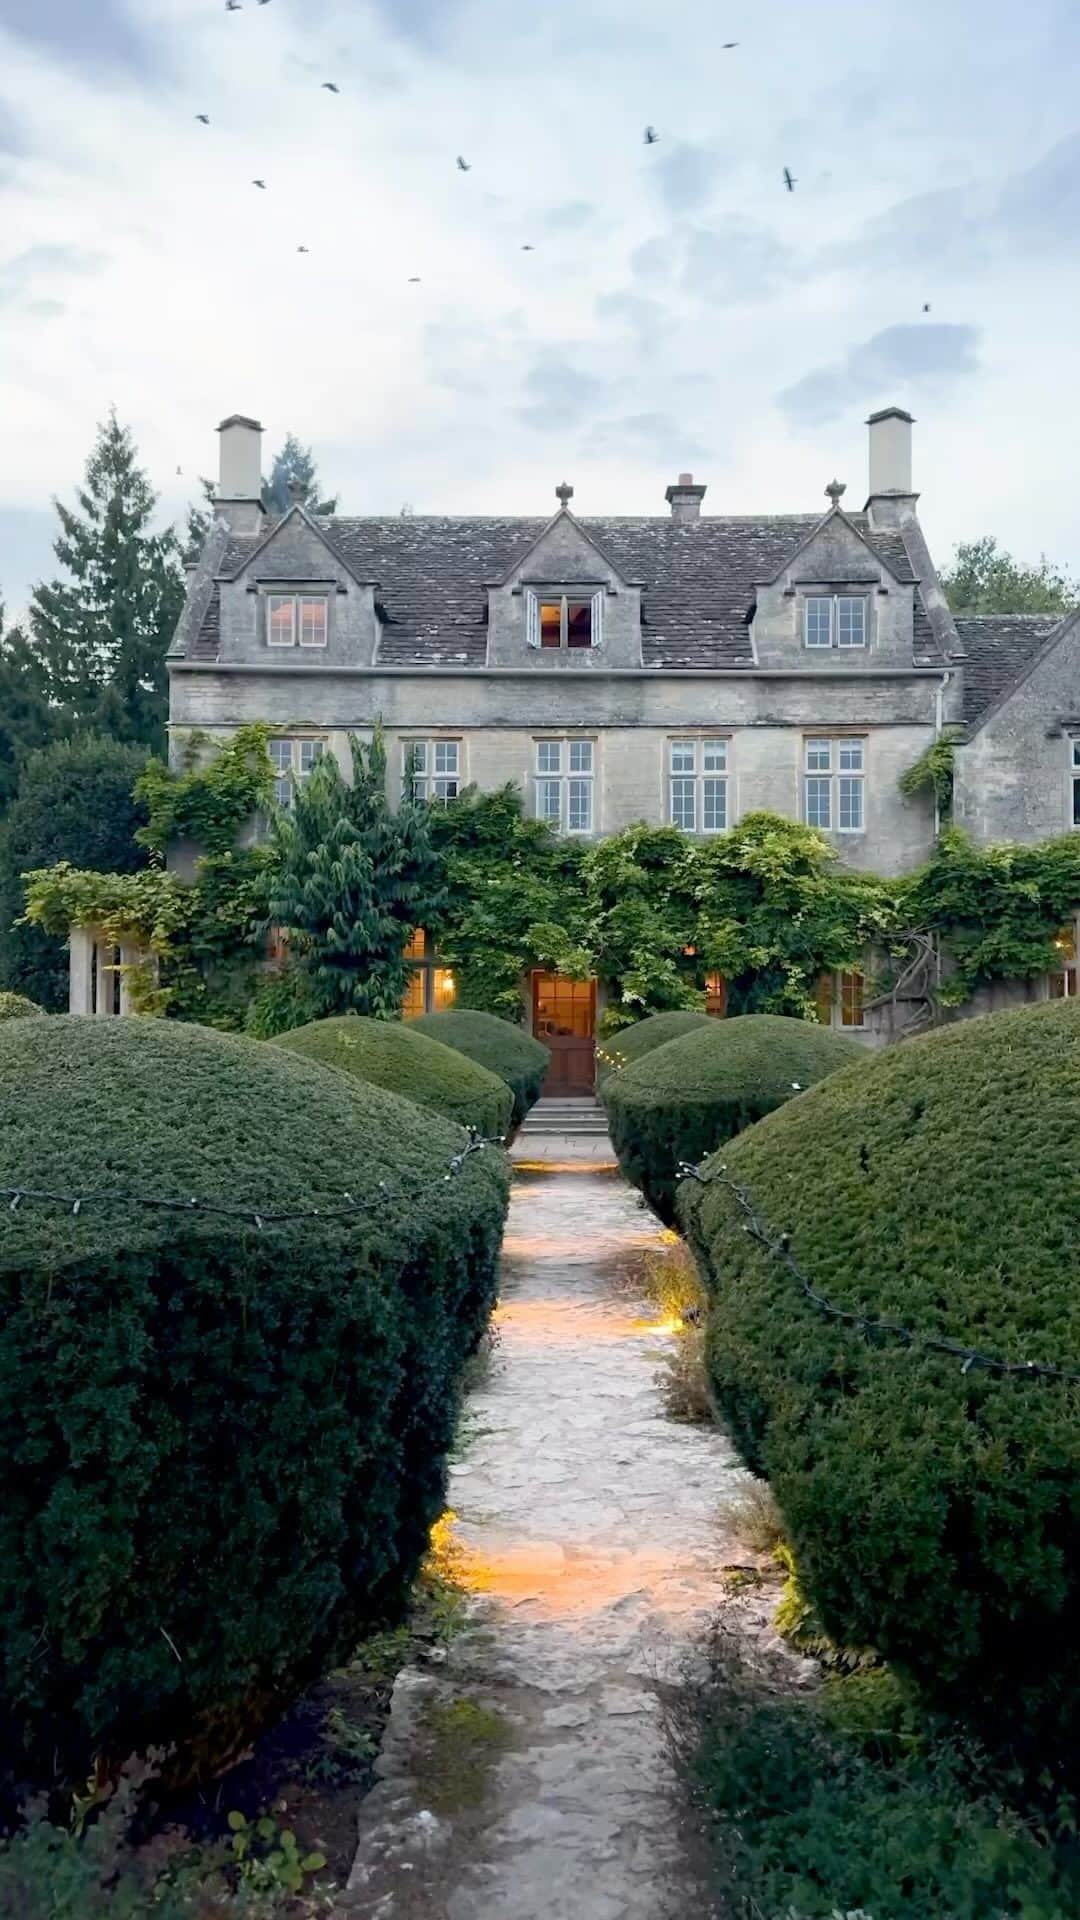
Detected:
[941,536,1079,616]
[0,735,148,1008]
[262,432,338,516]
[264,730,442,1018]
[0,604,53,815]
[29,411,185,753]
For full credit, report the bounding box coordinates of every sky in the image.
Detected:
[0,0,1078,614]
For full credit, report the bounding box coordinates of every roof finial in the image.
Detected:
[825,478,846,511]
[555,480,574,511]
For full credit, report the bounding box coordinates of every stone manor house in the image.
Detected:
[89,406,1075,1087]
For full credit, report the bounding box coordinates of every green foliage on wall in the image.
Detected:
[135,725,274,857]
[898,729,962,818]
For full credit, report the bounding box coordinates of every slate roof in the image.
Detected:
[198,510,929,671]
[953,614,1063,725]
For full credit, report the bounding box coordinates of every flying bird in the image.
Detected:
[225,1,241,10]
[195,114,210,124]
[783,167,797,192]
[322,82,340,93]
[521,243,535,251]
[252,178,267,189]
[922,301,932,312]
[298,245,310,253]
[643,125,660,145]
[456,155,471,172]
[723,41,738,48]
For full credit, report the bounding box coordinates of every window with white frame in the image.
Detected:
[804,737,865,833]
[668,737,729,833]
[404,739,461,804]
[525,589,604,651]
[803,594,867,650]
[534,738,595,833]
[1070,739,1080,829]
[266,592,329,649]
[269,737,324,807]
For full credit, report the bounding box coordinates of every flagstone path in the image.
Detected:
[348,1141,758,1920]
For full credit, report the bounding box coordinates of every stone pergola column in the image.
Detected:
[69,926,97,1016]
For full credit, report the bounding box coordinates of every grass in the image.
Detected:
[637,1235,714,1424]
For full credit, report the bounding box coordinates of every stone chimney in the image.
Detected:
[865,407,917,529]
[216,414,265,534]
[665,472,707,524]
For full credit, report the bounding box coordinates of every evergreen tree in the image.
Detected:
[0,605,53,815]
[941,536,1079,616]
[182,475,218,565]
[29,411,186,753]
[265,730,443,1018]
[262,433,338,516]
[0,734,148,1008]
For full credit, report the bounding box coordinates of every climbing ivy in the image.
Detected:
[136,726,274,856]
[898,730,962,820]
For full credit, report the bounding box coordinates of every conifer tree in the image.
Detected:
[262,433,338,516]
[265,730,443,1018]
[29,411,185,752]
[0,605,53,814]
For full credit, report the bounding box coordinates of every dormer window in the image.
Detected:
[266,593,329,649]
[526,588,604,650]
[804,594,866,650]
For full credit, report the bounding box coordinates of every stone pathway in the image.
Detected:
[348,1142,752,1919]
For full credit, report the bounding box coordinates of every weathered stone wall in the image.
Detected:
[954,615,1080,845]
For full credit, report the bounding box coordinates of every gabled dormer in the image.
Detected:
[486,484,643,668]
[750,482,918,670]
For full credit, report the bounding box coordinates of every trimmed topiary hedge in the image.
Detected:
[681,998,1080,1751]
[603,1013,862,1221]
[595,1009,711,1086]
[274,1015,513,1140]
[409,1009,549,1133]
[0,1017,509,1794]
[0,993,43,1021]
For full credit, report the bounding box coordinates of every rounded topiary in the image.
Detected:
[409,1009,549,1132]
[681,998,1080,1750]
[0,1017,509,1793]
[0,993,44,1021]
[603,1013,862,1221]
[275,1016,513,1139]
[595,1009,712,1085]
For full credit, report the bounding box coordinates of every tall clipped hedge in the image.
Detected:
[603,1014,862,1221]
[408,1008,549,1133]
[595,1008,712,1084]
[0,1018,509,1794]
[681,998,1080,1751]
[274,1015,513,1139]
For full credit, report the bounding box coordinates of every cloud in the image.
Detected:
[364,0,455,41]
[651,141,727,214]
[632,218,793,306]
[0,0,152,73]
[518,356,610,429]
[0,507,58,616]
[0,244,103,302]
[595,291,669,350]
[592,412,706,462]
[779,324,981,426]
[544,200,596,234]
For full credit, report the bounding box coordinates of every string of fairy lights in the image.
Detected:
[1,1132,499,1232]
[677,1160,1080,1386]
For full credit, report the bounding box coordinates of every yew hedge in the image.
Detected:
[681,998,1080,1752]
[274,1015,513,1139]
[0,1017,509,1794]
[595,1008,712,1085]
[408,1008,549,1132]
[603,1013,862,1221]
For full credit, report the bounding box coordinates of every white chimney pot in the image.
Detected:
[216,414,265,534]
[865,407,916,529]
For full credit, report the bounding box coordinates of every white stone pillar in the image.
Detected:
[95,942,119,1017]
[118,944,143,1017]
[69,926,96,1016]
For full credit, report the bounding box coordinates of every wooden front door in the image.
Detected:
[532,973,597,1094]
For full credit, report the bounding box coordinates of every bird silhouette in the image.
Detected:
[298,245,310,253]
[252,178,267,189]
[225,1,241,10]
[644,125,659,145]
[922,301,931,312]
[322,82,340,93]
[723,41,738,48]
[783,167,797,192]
[456,155,471,171]
[521,243,535,251]
[408,275,422,283]
[195,114,210,124]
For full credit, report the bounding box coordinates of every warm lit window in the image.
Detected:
[1051,924,1079,998]
[404,739,461,803]
[804,595,866,650]
[804,737,865,833]
[266,593,328,648]
[269,736,324,807]
[402,926,457,1015]
[526,589,603,650]
[705,972,727,1017]
[669,738,729,833]
[818,970,866,1028]
[534,738,594,833]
